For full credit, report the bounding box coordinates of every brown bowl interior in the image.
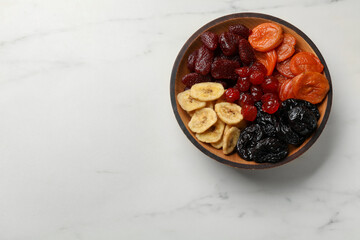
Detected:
[171,13,332,169]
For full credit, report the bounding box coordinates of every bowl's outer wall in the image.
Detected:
[170,13,333,169]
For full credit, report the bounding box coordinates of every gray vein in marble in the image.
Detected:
[318,211,340,231]
[96,170,123,175]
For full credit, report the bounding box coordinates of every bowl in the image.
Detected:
[170,13,332,169]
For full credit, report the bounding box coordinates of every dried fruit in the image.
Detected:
[254,50,277,75]
[290,52,324,75]
[276,121,305,146]
[242,104,257,121]
[236,124,264,160]
[279,78,295,101]
[181,73,206,88]
[195,45,214,75]
[292,72,330,104]
[236,77,251,92]
[225,88,240,103]
[211,58,241,79]
[275,33,296,62]
[276,58,296,78]
[238,92,254,106]
[249,62,267,75]
[229,24,251,39]
[279,99,320,121]
[187,49,198,72]
[249,23,284,52]
[256,110,279,136]
[235,67,250,77]
[261,76,279,93]
[287,106,317,136]
[249,70,265,85]
[250,85,263,102]
[252,137,288,163]
[200,31,219,51]
[238,38,255,65]
[219,32,239,56]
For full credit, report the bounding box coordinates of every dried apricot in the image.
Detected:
[254,50,277,76]
[276,58,296,78]
[276,33,296,62]
[292,72,329,104]
[279,78,295,101]
[290,52,324,75]
[249,23,284,52]
[272,71,288,87]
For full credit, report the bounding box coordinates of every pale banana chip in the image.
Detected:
[188,108,217,133]
[177,90,206,112]
[196,119,225,143]
[211,137,223,149]
[215,102,243,125]
[190,82,224,101]
[223,126,241,155]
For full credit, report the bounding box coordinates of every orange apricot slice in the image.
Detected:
[290,52,324,75]
[254,50,277,76]
[276,33,296,62]
[249,23,284,52]
[292,72,330,104]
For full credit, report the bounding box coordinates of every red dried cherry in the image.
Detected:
[225,88,240,103]
[235,67,250,77]
[249,70,265,85]
[250,85,263,102]
[262,98,280,114]
[242,104,258,121]
[236,77,251,92]
[261,76,279,93]
[238,92,254,106]
[261,93,278,103]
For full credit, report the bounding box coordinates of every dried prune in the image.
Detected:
[288,106,317,136]
[276,120,305,146]
[238,38,255,65]
[181,73,206,88]
[279,99,320,121]
[219,32,238,56]
[211,58,240,79]
[195,45,214,75]
[237,124,263,160]
[200,31,218,51]
[256,111,279,137]
[252,137,288,163]
[229,24,251,39]
[187,49,198,72]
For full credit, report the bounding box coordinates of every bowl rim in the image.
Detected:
[170,12,333,169]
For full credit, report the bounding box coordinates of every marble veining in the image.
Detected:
[0,0,359,239]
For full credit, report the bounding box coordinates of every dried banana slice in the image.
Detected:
[177,90,206,112]
[223,126,241,155]
[215,102,243,125]
[211,137,223,149]
[190,82,224,101]
[196,119,225,143]
[188,108,217,133]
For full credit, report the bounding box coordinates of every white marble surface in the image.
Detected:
[0,0,359,239]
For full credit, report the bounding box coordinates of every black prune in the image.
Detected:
[236,124,263,160]
[288,106,317,136]
[279,99,320,121]
[252,137,288,163]
[276,120,305,146]
[256,111,279,137]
